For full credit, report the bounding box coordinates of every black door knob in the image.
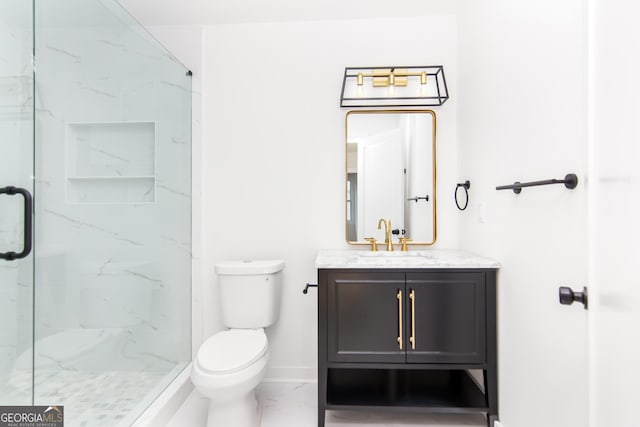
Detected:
[558,286,588,309]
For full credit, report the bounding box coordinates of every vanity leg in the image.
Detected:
[317,368,326,427]
[318,407,326,427]
[483,368,498,417]
[318,271,328,427]
[485,271,499,426]
[318,360,327,427]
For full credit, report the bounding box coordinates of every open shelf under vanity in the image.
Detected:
[327,368,488,413]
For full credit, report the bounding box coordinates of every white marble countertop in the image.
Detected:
[315,249,500,269]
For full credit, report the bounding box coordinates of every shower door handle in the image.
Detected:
[0,186,33,260]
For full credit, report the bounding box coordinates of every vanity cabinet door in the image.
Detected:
[405,272,486,364]
[327,271,406,363]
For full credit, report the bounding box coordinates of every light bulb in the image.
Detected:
[388,72,395,96]
[387,84,395,96]
[419,72,427,97]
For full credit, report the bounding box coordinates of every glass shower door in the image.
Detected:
[0,0,35,406]
[33,0,192,425]
[1,0,192,420]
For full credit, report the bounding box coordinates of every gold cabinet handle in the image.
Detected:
[409,289,416,350]
[397,289,403,350]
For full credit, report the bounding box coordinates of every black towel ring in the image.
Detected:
[455,181,471,211]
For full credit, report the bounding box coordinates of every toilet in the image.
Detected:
[191,259,285,427]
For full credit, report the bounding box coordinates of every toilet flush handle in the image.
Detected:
[303,283,318,294]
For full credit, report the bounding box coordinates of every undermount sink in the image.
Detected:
[358,251,431,258]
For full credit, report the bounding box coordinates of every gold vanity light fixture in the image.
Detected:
[340,66,449,107]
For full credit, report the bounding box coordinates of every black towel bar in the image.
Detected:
[407,195,429,203]
[496,173,578,194]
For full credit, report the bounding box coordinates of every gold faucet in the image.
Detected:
[377,218,393,251]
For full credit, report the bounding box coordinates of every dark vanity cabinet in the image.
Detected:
[317,268,498,427]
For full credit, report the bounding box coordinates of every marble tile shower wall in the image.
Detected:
[32,24,192,372]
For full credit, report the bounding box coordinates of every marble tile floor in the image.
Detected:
[166,382,486,427]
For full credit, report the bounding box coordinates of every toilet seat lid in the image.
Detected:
[196,329,267,374]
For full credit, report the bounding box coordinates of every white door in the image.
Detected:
[588,0,640,426]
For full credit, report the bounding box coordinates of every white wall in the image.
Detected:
[202,16,459,380]
[457,1,588,427]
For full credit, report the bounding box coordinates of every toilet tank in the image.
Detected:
[215,260,285,328]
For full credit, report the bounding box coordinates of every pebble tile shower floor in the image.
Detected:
[1,370,166,426]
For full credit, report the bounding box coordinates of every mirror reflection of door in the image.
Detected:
[356,128,404,241]
[346,173,357,241]
[405,114,434,240]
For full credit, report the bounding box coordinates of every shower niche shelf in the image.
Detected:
[66,121,156,204]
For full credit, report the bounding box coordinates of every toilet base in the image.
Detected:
[206,390,259,427]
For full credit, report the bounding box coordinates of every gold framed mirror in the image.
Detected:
[345,109,437,246]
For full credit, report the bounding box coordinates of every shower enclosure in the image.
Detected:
[0,0,192,425]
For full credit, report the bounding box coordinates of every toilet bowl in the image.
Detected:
[191,329,268,427]
[191,259,284,427]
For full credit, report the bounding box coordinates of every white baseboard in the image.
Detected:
[494,421,504,427]
[132,364,193,427]
[264,366,316,383]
